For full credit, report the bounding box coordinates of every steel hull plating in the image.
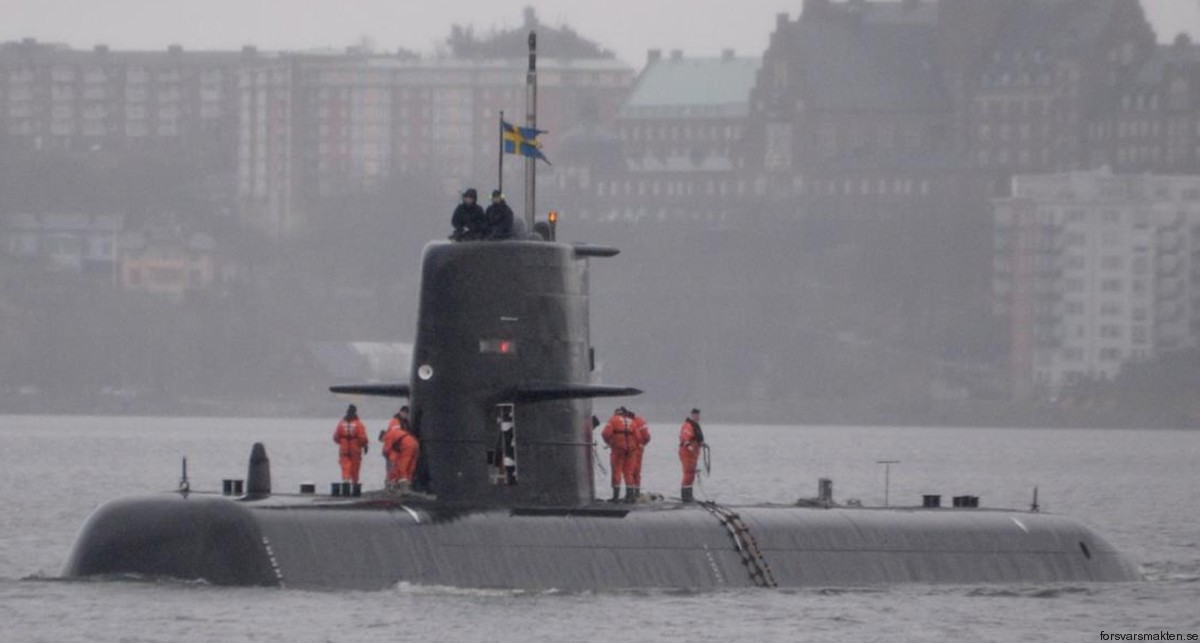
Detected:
[62,495,1141,590]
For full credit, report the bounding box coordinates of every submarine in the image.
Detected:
[62,234,1142,590]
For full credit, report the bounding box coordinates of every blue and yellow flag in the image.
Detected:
[501,119,550,164]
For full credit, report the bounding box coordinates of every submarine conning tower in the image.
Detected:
[407,239,637,508]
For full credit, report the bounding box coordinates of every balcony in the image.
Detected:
[1159,277,1185,300]
[1158,256,1182,277]
[1158,303,1184,323]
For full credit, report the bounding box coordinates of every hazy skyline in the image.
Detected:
[2,0,1196,66]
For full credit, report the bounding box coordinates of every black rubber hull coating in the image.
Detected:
[62,495,1141,590]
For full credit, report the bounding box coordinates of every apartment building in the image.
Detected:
[553,49,759,224]
[0,39,243,164]
[994,169,1200,398]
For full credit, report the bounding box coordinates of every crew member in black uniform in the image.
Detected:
[451,188,486,241]
[484,190,514,240]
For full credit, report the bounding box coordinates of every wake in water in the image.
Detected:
[389,582,730,598]
[1139,560,1200,583]
[964,585,1098,599]
[21,572,214,588]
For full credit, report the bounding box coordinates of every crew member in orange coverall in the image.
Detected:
[378,418,396,483]
[384,406,420,489]
[678,408,705,503]
[381,406,406,485]
[625,408,651,502]
[332,404,369,483]
[601,407,638,502]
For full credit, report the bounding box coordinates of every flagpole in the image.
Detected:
[524,31,537,231]
[498,111,504,196]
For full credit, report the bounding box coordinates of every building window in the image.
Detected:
[764,122,793,171]
[817,124,837,157]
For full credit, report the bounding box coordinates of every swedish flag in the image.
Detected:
[501,119,550,164]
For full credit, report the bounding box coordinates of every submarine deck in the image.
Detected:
[63,490,1142,590]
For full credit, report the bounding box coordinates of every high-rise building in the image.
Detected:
[1089,35,1200,175]
[0,17,635,239]
[961,0,1156,184]
[994,169,1200,399]
[743,1,960,219]
[553,49,759,224]
[235,53,298,238]
[230,52,633,237]
[0,39,243,162]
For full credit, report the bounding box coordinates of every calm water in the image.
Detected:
[1,415,1198,642]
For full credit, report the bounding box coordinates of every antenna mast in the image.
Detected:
[524,31,538,230]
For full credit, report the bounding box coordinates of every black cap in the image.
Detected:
[463,188,477,199]
[492,189,502,198]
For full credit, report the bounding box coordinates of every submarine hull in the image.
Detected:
[63,495,1141,590]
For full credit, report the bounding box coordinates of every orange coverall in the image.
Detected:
[601,413,638,490]
[382,419,402,482]
[333,418,369,483]
[679,419,704,488]
[628,414,651,487]
[384,421,420,483]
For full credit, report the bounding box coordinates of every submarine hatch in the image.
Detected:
[490,403,518,485]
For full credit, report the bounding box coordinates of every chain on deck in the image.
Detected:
[698,500,778,588]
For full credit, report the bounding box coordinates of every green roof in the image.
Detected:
[620,55,760,118]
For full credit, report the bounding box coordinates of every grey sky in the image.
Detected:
[2,0,1196,65]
